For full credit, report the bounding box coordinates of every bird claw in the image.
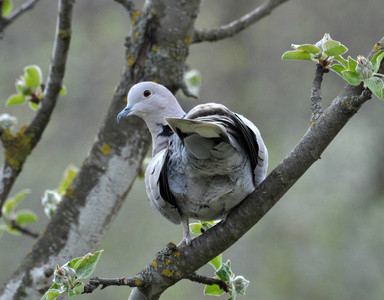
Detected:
[177,234,192,247]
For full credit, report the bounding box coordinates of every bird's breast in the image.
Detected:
[166,138,254,220]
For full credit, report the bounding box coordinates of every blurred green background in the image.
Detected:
[1,0,384,299]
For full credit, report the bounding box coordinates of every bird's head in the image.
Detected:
[117,81,183,124]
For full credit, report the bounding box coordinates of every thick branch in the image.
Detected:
[0,1,200,298]
[0,0,41,38]
[192,0,289,43]
[127,38,384,299]
[0,0,73,217]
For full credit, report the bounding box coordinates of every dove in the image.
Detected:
[117,81,268,245]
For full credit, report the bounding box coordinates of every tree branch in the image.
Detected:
[0,0,74,217]
[0,1,200,298]
[310,64,325,125]
[114,0,137,15]
[192,0,289,43]
[0,0,41,38]
[187,273,228,292]
[9,220,39,239]
[83,276,143,294]
[126,37,384,299]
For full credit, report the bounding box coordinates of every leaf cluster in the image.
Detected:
[282,33,384,99]
[190,221,250,299]
[0,189,37,238]
[6,65,66,111]
[41,250,103,300]
[41,165,78,218]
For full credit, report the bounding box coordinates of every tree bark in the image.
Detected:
[1,0,382,299]
[0,0,200,299]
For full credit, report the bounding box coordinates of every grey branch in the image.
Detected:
[0,0,41,38]
[9,220,39,239]
[83,276,143,294]
[310,64,325,125]
[0,0,74,217]
[192,0,289,43]
[114,0,137,15]
[187,273,228,292]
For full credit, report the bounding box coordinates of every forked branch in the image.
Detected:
[193,0,289,43]
[0,0,74,216]
[0,0,41,38]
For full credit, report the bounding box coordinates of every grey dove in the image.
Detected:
[117,81,268,245]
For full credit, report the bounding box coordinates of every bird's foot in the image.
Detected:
[177,234,192,247]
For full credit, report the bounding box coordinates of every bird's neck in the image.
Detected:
[145,106,185,156]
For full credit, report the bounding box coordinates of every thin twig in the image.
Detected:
[187,273,228,292]
[10,220,39,238]
[192,0,289,43]
[0,0,74,217]
[0,0,41,38]
[82,276,143,294]
[310,64,325,125]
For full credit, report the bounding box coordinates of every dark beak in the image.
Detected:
[117,106,133,123]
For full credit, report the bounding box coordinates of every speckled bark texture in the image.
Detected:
[1,0,383,298]
[0,0,200,299]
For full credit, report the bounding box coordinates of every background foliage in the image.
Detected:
[1,0,384,299]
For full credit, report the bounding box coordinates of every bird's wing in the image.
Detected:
[165,117,231,159]
[234,113,268,185]
[167,103,268,184]
[145,148,181,224]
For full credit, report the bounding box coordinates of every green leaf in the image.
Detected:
[59,85,67,96]
[330,64,346,77]
[1,0,13,17]
[282,51,312,61]
[15,210,38,225]
[204,282,225,296]
[57,165,79,195]
[209,254,222,270]
[28,101,39,111]
[364,77,384,99]
[6,94,26,107]
[68,282,84,298]
[72,250,103,280]
[348,56,358,71]
[333,55,349,68]
[292,44,320,54]
[4,224,20,235]
[67,256,83,270]
[41,283,63,300]
[189,222,203,235]
[24,65,43,89]
[371,50,384,73]
[184,69,201,98]
[200,220,215,231]
[2,189,31,215]
[215,260,232,282]
[323,42,348,57]
[341,70,362,86]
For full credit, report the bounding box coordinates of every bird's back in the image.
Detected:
[163,103,268,221]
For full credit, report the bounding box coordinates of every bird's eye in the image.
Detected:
[143,90,152,98]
